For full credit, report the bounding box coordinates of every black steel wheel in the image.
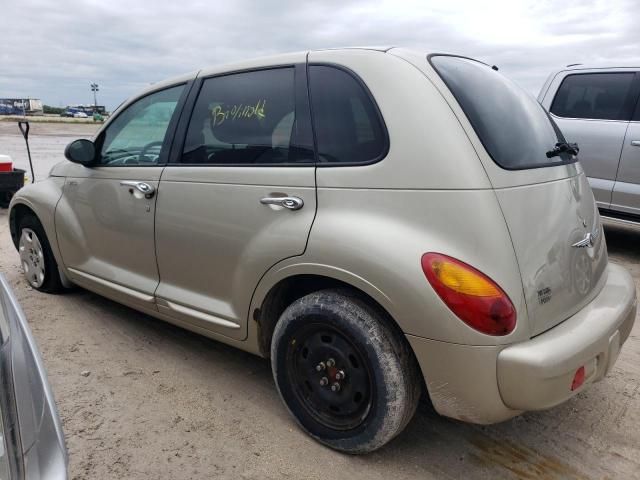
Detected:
[271,289,422,454]
[287,323,373,431]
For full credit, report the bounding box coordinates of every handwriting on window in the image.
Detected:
[211,100,266,127]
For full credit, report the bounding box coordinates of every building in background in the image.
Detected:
[0,98,43,115]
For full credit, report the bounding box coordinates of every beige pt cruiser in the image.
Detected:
[8,48,637,453]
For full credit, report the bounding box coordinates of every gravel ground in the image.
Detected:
[0,124,639,479]
[0,121,99,181]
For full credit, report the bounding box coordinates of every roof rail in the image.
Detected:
[566,63,582,67]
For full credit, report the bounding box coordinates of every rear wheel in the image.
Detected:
[271,289,421,453]
[18,214,63,293]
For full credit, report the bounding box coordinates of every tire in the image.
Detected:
[17,214,64,293]
[271,289,421,454]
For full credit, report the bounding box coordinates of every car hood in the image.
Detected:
[49,161,76,177]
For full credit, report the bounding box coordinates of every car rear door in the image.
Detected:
[55,82,190,312]
[611,74,640,215]
[154,57,316,340]
[541,70,639,209]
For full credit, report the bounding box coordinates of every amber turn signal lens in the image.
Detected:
[421,253,516,336]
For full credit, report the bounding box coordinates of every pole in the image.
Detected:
[17,122,35,183]
[91,83,99,113]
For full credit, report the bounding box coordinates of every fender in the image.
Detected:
[9,177,66,269]
[250,260,394,321]
[249,185,530,346]
[245,258,395,357]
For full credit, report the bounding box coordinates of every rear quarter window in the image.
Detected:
[550,72,637,121]
[430,55,574,170]
[308,65,388,165]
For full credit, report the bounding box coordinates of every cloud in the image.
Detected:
[1,0,639,110]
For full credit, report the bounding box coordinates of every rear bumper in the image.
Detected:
[497,263,636,411]
[407,263,637,424]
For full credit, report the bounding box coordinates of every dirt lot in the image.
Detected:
[0,121,100,181]
[0,124,639,479]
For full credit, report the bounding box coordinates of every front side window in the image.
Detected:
[98,85,185,166]
[431,55,574,170]
[308,65,387,164]
[182,68,311,165]
[550,73,636,121]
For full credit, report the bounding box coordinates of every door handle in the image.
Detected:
[631,140,640,147]
[120,181,155,198]
[260,196,304,210]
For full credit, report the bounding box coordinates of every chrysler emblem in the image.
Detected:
[572,226,600,248]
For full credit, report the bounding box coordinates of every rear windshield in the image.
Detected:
[430,55,575,170]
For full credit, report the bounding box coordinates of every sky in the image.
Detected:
[1,0,638,111]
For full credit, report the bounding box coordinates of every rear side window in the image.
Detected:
[308,65,387,164]
[430,55,573,170]
[550,73,637,121]
[182,67,312,165]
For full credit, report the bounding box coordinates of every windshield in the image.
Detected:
[430,55,576,170]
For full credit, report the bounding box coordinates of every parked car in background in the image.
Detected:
[0,274,68,478]
[8,48,637,453]
[60,108,89,118]
[538,65,640,220]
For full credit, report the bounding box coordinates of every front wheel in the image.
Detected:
[271,289,421,454]
[18,214,64,293]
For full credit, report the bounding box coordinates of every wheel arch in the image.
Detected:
[251,265,417,370]
[9,202,38,249]
[8,179,67,274]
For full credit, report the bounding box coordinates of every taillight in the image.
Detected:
[421,253,516,336]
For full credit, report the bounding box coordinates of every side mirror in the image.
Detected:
[64,139,95,166]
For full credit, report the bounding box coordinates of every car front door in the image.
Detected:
[154,61,316,340]
[612,75,640,215]
[55,83,189,312]
[547,71,639,209]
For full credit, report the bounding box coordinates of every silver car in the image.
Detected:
[8,48,637,453]
[0,274,68,479]
[538,65,640,219]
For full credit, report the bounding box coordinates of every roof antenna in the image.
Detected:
[491,65,499,71]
